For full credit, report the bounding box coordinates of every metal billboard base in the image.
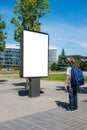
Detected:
[29,77,40,97]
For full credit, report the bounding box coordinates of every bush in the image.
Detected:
[50,62,57,71]
[80,61,87,71]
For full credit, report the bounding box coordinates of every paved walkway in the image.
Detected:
[0,78,87,130]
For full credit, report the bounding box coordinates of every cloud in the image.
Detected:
[41,21,87,56]
[79,42,87,48]
[42,21,87,48]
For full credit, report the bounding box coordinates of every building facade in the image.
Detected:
[0,44,20,69]
[48,47,58,66]
[0,44,58,69]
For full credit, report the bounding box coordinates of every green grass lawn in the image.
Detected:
[42,73,87,83]
[0,70,19,74]
[42,73,66,82]
[0,71,87,83]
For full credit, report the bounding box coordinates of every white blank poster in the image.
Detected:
[22,30,48,77]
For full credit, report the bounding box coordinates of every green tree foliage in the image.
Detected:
[67,55,84,67]
[11,0,50,87]
[74,59,81,67]
[0,15,7,51]
[57,48,68,71]
[50,62,57,71]
[11,0,50,42]
[67,55,87,60]
[0,61,4,69]
[80,61,87,71]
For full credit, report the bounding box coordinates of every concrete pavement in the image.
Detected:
[0,78,87,130]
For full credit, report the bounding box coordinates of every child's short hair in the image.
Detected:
[67,57,75,66]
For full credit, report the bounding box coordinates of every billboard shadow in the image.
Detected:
[18,90,44,96]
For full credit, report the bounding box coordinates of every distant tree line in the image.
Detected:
[50,48,87,71]
[67,55,87,61]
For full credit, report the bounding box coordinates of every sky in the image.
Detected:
[0,0,87,56]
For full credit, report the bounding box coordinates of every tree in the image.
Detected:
[50,62,57,71]
[0,61,4,70]
[0,15,7,51]
[57,48,68,71]
[11,0,50,42]
[80,61,87,71]
[11,0,50,88]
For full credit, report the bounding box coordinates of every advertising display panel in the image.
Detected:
[20,30,49,78]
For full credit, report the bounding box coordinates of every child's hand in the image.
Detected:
[64,84,67,90]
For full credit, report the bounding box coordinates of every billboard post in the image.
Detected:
[29,78,40,97]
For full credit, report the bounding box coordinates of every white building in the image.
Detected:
[48,46,58,66]
[0,44,58,68]
[0,44,20,68]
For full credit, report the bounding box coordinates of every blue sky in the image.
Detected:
[0,0,87,56]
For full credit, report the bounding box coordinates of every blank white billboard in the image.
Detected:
[20,30,49,77]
